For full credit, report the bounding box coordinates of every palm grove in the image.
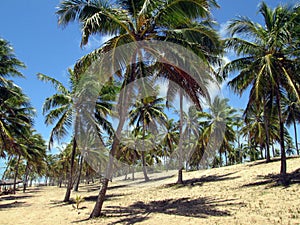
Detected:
[0,0,299,219]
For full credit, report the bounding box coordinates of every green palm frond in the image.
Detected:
[37,73,69,94]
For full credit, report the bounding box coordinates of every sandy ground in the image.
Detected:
[1,157,300,225]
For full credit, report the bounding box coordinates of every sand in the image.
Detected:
[1,157,300,225]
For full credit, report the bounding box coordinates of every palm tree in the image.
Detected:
[38,69,80,202]
[22,130,47,192]
[160,119,179,170]
[0,38,25,82]
[199,97,237,167]
[222,2,300,178]
[57,0,221,217]
[129,95,167,181]
[0,38,33,159]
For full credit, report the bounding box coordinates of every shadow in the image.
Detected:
[71,218,90,223]
[108,184,129,190]
[84,193,126,202]
[242,168,300,188]
[247,156,299,167]
[49,200,74,208]
[136,175,175,184]
[103,197,242,225]
[0,201,27,210]
[0,195,31,201]
[24,189,43,194]
[164,172,240,188]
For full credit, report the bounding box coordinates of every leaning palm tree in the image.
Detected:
[129,95,167,181]
[56,0,221,217]
[222,2,300,179]
[0,38,32,159]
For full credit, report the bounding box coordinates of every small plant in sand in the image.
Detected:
[73,195,85,210]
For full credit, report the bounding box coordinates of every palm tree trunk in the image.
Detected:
[293,119,299,155]
[23,162,29,193]
[276,89,287,177]
[263,98,271,162]
[13,154,21,194]
[90,85,130,218]
[63,138,77,202]
[132,165,135,181]
[73,154,84,192]
[141,120,149,182]
[90,134,120,218]
[260,145,264,159]
[219,150,222,167]
[177,90,184,184]
[141,151,149,181]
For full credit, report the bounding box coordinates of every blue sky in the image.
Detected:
[0,0,295,146]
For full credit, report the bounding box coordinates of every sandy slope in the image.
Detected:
[1,157,300,225]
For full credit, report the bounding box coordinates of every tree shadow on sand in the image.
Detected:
[100,197,244,225]
[0,201,28,210]
[242,168,300,188]
[135,175,175,184]
[164,172,240,188]
[84,193,127,202]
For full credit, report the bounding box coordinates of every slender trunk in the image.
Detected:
[177,90,184,184]
[73,154,84,192]
[263,98,271,162]
[90,136,120,218]
[224,150,228,166]
[132,165,135,181]
[90,84,129,218]
[141,152,149,181]
[219,150,222,167]
[23,162,30,193]
[63,138,77,202]
[293,119,299,155]
[141,120,149,181]
[276,89,286,176]
[13,155,21,194]
[272,142,275,157]
[260,145,264,160]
